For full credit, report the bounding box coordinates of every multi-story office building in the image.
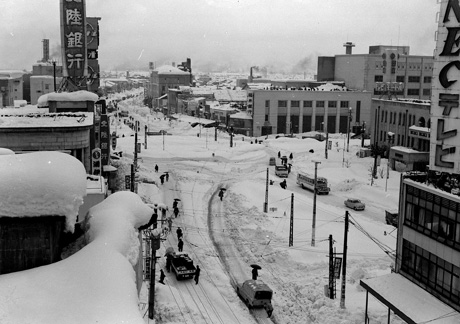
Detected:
[147,64,192,109]
[360,2,460,322]
[0,71,24,107]
[248,87,372,138]
[318,45,433,100]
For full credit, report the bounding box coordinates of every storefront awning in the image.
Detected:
[360,273,460,323]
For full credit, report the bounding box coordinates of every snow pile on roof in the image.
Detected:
[154,65,189,74]
[229,111,252,119]
[0,151,87,231]
[38,90,99,107]
[86,191,153,264]
[0,148,15,155]
[0,191,152,324]
[315,82,347,91]
[0,112,94,128]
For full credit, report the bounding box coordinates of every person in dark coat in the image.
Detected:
[165,172,169,181]
[160,174,165,184]
[194,265,201,284]
[278,151,281,158]
[176,227,183,240]
[174,207,179,218]
[172,200,178,209]
[178,238,184,252]
[289,153,293,159]
[166,255,172,272]
[252,267,258,280]
[218,190,224,201]
[159,269,166,284]
[280,179,287,189]
[155,164,159,172]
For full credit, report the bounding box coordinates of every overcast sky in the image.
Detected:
[0,0,439,74]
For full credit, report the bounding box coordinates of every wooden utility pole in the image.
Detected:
[289,193,294,247]
[264,168,269,212]
[340,211,349,309]
[311,160,321,246]
[329,234,335,299]
[149,246,156,319]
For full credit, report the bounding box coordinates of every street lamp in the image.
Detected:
[347,107,352,152]
[385,132,395,192]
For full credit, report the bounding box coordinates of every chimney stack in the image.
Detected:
[343,42,355,55]
[42,39,50,62]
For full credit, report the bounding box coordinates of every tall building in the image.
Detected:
[248,86,371,137]
[360,2,460,322]
[318,45,433,100]
[147,64,193,110]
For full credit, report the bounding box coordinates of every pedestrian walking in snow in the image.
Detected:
[172,200,178,209]
[278,151,281,158]
[167,218,172,231]
[176,227,183,240]
[252,267,258,280]
[218,189,224,201]
[194,265,201,285]
[289,152,293,159]
[165,172,169,181]
[159,269,165,284]
[174,207,179,218]
[160,174,165,184]
[280,179,287,189]
[155,164,159,172]
[178,238,184,252]
[166,255,172,272]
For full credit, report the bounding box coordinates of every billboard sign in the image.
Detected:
[430,0,460,174]
[100,114,110,166]
[60,0,87,87]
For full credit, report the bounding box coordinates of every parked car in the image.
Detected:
[344,198,365,211]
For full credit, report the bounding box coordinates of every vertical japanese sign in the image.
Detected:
[91,148,101,175]
[86,17,100,92]
[100,114,110,166]
[60,0,87,88]
[430,0,460,173]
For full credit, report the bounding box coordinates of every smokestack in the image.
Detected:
[343,42,355,55]
[42,39,50,62]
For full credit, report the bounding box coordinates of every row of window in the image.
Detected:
[375,63,433,71]
[405,185,460,251]
[379,131,405,146]
[373,89,430,96]
[401,239,460,305]
[274,100,350,108]
[380,110,427,127]
[374,75,431,83]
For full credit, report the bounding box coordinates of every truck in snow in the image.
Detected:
[171,253,196,280]
[237,279,273,317]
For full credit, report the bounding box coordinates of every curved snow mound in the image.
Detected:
[86,191,153,265]
[0,151,87,231]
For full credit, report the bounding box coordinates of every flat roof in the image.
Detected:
[360,273,460,323]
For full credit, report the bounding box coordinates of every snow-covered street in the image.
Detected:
[116,97,401,324]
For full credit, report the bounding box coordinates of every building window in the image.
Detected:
[340,101,349,108]
[423,89,431,96]
[408,89,420,96]
[316,101,324,108]
[265,100,270,108]
[328,101,337,108]
[389,111,393,124]
[303,101,312,107]
[396,75,405,82]
[291,100,300,108]
[408,76,420,83]
[381,110,385,122]
[375,75,383,82]
[385,111,388,123]
[424,76,431,83]
[401,239,460,304]
[398,112,402,125]
[278,100,287,108]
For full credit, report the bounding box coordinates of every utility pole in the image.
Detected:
[229,126,233,148]
[133,121,139,193]
[144,125,148,150]
[347,108,352,152]
[329,234,335,299]
[289,193,294,247]
[325,131,329,159]
[372,106,380,182]
[361,121,366,148]
[311,160,321,246]
[340,211,349,309]
[264,168,269,213]
[149,245,156,319]
[215,124,218,141]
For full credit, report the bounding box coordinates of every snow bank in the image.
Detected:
[0,151,87,231]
